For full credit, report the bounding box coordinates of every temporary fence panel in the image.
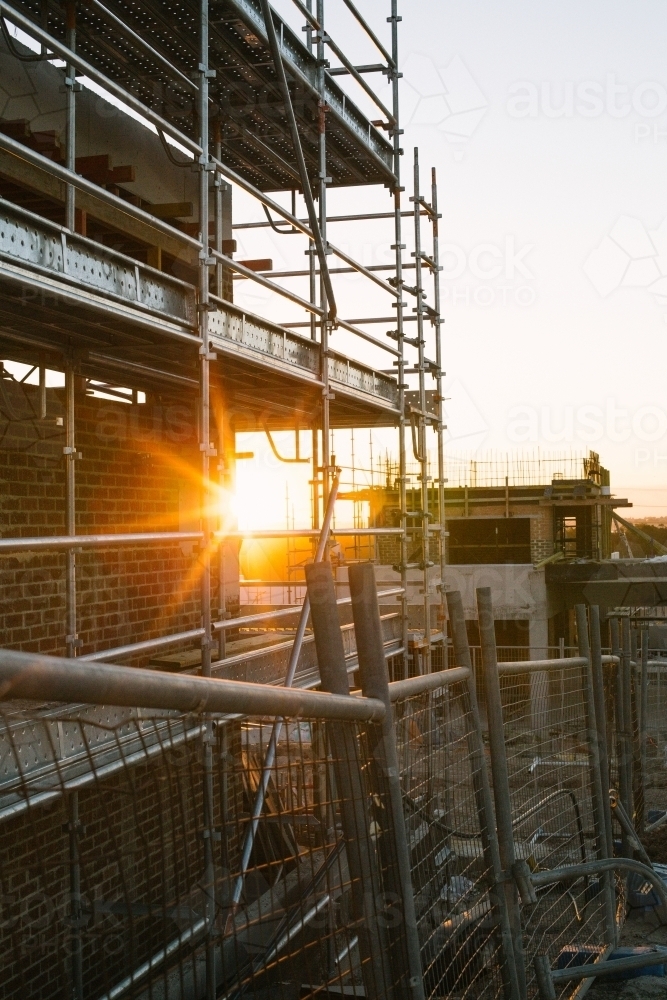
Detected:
[642,657,667,827]
[0,680,399,1000]
[391,670,507,1000]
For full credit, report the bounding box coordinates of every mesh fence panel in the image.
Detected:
[0,702,399,1000]
[393,679,505,1000]
[644,658,667,822]
[497,662,620,999]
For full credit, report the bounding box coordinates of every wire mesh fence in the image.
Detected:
[392,675,505,1000]
[2,589,667,1000]
[0,698,402,1000]
[494,658,620,999]
[643,657,667,824]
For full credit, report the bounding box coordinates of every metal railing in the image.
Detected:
[2,574,665,1000]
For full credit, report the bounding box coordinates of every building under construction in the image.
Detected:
[1,3,667,999]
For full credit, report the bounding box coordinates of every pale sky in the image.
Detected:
[9,4,667,524]
[235,0,667,521]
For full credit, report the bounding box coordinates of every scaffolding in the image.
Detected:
[0,0,445,678]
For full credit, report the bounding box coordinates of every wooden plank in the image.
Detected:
[0,146,197,265]
[150,201,193,219]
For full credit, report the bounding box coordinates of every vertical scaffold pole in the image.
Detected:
[389,0,408,679]
[575,605,616,944]
[64,360,82,1000]
[316,0,331,518]
[306,561,395,1000]
[621,616,635,836]
[197,2,217,996]
[64,1,77,231]
[350,562,425,1000]
[476,587,527,1000]
[610,615,630,857]
[447,590,520,1000]
[431,168,446,640]
[639,627,649,834]
[412,149,431,673]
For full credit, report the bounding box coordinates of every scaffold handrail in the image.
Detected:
[0,527,404,556]
[0,648,386,721]
[496,654,619,674]
[0,130,201,249]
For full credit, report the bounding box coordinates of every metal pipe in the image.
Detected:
[306,560,395,1000]
[0,648,385,721]
[64,363,78,659]
[640,628,649,833]
[413,149,431,675]
[0,531,203,553]
[68,790,83,1000]
[387,665,470,701]
[530,857,667,909]
[497,656,588,674]
[349,562,425,1000]
[259,0,336,322]
[548,946,667,986]
[64,0,76,232]
[196,4,216,992]
[389,0,408,681]
[476,587,527,1000]
[339,0,394,66]
[230,472,340,907]
[610,793,654,869]
[621,616,635,833]
[0,1,202,155]
[590,607,614,861]
[447,589,521,1000]
[220,528,403,538]
[431,166,446,642]
[575,604,616,944]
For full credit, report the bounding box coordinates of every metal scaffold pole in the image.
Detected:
[64,1,77,231]
[412,149,431,673]
[64,358,83,1000]
[317,0,331,516]
[390,0,408,679]
[197,2,217,996]
[431,168,446,636]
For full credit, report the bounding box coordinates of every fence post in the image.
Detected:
[639,628,649,835]
[621,617,635,841]
[589,606,614,861]
[349,562,425,1000]
[476,587,527,1000]
[575,605,616,945]
[446,590,521,1000]
[610,616,630,857]
[306,561,396,1000]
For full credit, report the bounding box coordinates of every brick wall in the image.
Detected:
[0,376,230,659]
